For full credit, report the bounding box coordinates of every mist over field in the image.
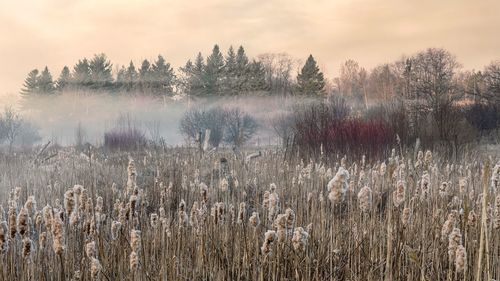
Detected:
[18,93,308,146]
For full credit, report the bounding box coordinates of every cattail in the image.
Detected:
[42,204,53,230]
[420,171,430,201]
[237,202,246,224]
[90,257,102,280]
[455,245,467,272]
[494,195,500,229]
[459,177,467,194]
[402,207,411,226]
[129,195,137,219]
[261,230,277,256]
[357,186,372,213]
[424,150,432,166]
[39,231,47,251]
[24,196,36,216]
[219,178,229,192]
[79,188,89,214]
[327,167,350,204]
[130,251,139,271]
[52,213,64,255]
[442,211,457,242]
[8,205,17,239]
[17,206,29,237]
[189,202,199,228]
[111,221,121,240]
[178,200,189,227]
[393,180,406,207]
[467,210,477,227]
[150,213,159,229]
[448,228,462,262]
[130,229,141,252]
[263,191,270,209]
[292,227,309,251]
[197,183,208,204]
[249,212,260,228]
[491,162,500,190]
[0,221,8,254]
[64,189,76,217]
[285,208,295,227]
[22,237,32,258]
[95,196,104,213]
[268,186,280,220]
[85,241,96,258]
[69,212,80,227]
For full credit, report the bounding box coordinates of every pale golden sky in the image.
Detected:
[1,0,499,103]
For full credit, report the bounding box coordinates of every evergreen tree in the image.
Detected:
[296,55,325,96]
[246,61,267,92]
[205,45,225,95]
[56,66,71,91]
[20,69,40,97]
[89,53,113,90]
[125,61,138,92]
[72,58,91,91]
[151,55,175,97]
[115,66,127,93]
[38,67,56,95]
[223,46,238,95]
[139,59,153,94]
[181,52,207,97]
[235,46,250,92]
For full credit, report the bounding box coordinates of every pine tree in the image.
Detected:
[139,59,153,94]
[235,46,250,92]
[38,66,56,95]
[56,66,71,91]
[182,52,207,97]
[72,58,91,91]
[246,61,267,92]
[20,69,40,97]
[89,53,113,90]
[125,61,138,92]
[296,55,325,96]
[205,44,225,95]
[115,66,127,93]
[223,46,238,95]
[151,55,175,97]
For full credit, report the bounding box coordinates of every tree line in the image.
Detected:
[20,45,499,106]
[20,44,325,98]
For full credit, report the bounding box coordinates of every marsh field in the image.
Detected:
[0,144,498,281]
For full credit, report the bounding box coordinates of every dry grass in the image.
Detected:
[0,146,498,281]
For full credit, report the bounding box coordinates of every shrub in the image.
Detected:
[104,114,146,150]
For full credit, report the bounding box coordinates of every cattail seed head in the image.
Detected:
[249,212,260,228]
[357,186,372,213]
[455,245,467,273]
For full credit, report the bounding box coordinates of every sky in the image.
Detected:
[1,0,499,105]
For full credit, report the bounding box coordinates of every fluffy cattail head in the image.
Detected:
[357,186,372,213]
[393,180,406,207]
[90,258,102,280]
[17,206,29,237]
[448,228,462,262]
[64,189,76,217]
[130,229,141,252]
[249,212,260,228]
[455,245,467,273]
[85,241,96,258]
[292,227,309,251]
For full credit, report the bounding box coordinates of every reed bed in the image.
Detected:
[0,146,498,281]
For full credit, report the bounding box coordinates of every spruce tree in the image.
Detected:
[296,55,325,96]
[38,66,56,95]
[205,44,224,95]
[151,55,175,97]
[125,61,138,92]
[56,66,71,91]
[89,53,113,90]
[20,69,40,98]
[72,58,91,91]
[139,59,152,94]
[224,46,238,95]
[235,46,249,92]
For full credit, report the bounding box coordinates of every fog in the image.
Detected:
[18,93,307,147]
